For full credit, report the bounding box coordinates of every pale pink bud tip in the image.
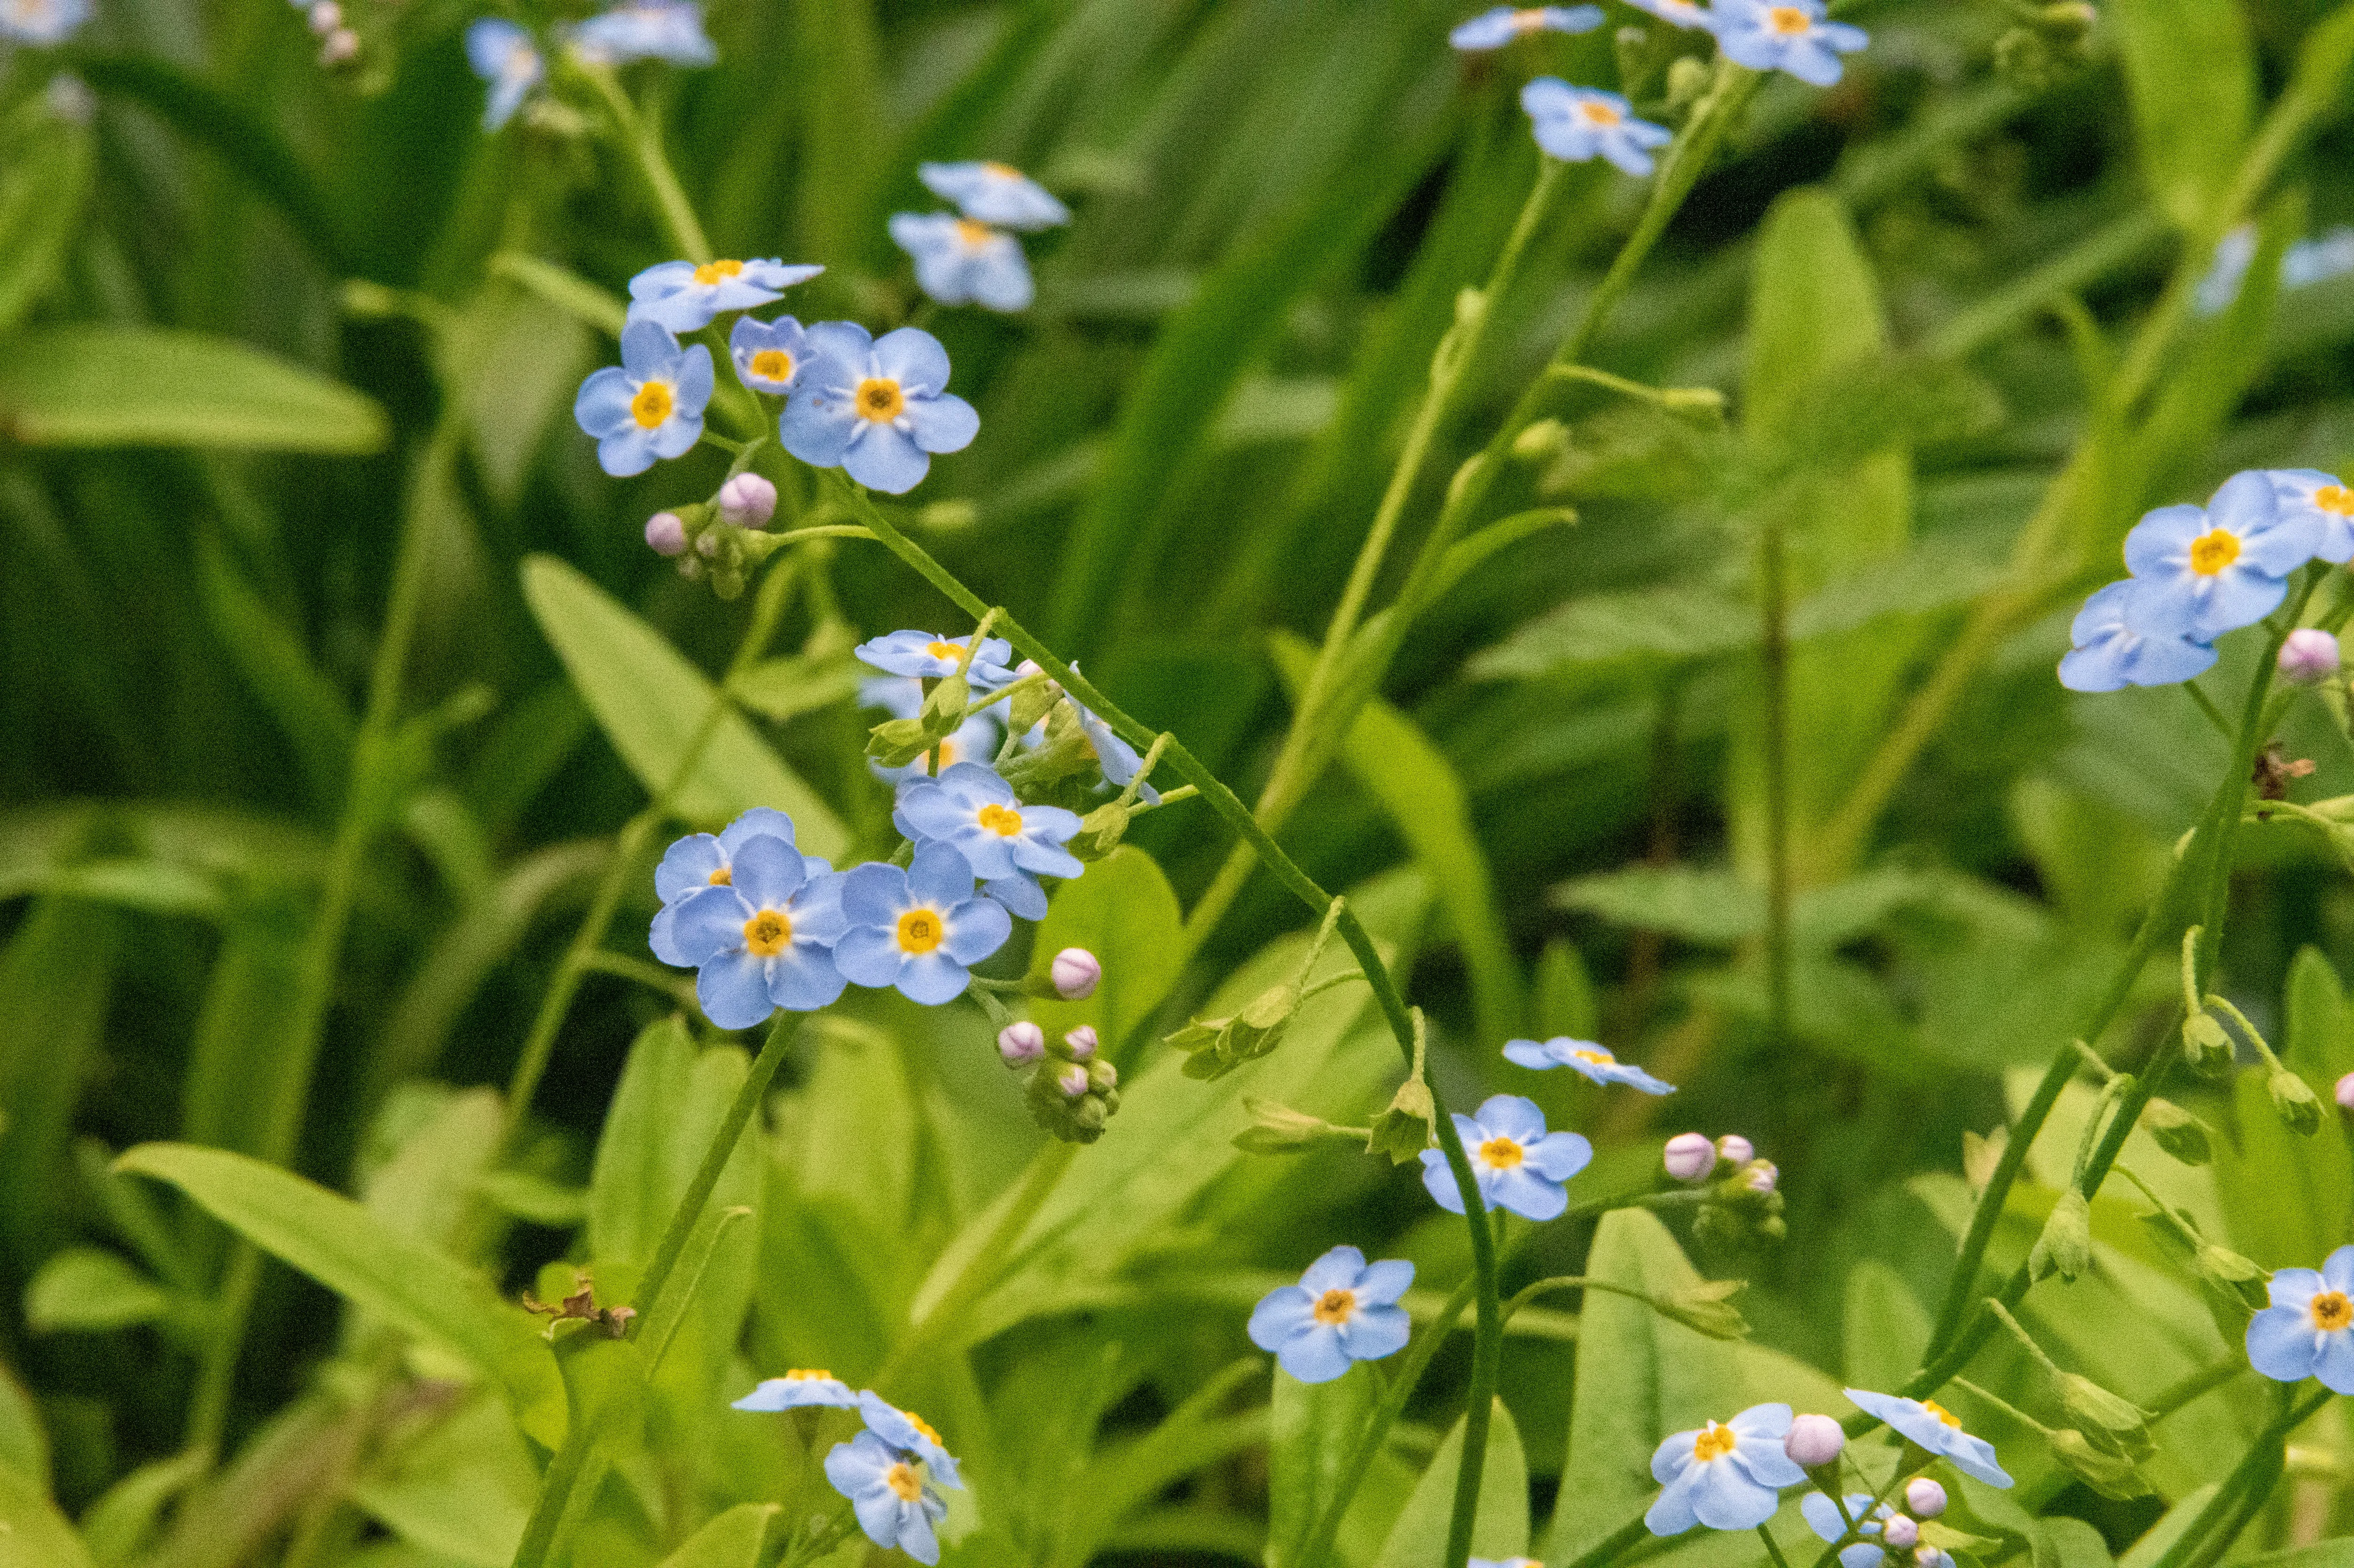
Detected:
[307,0,341,33]
[1051,947,1101,1000]
[2280,628,2340,685]
[1057,1064,1090,1098]
[645,512,688,556]
[1063,1025,1099,1061]
[1783,1413,1844,1468]
[1882,1517,1920,1551]
[1663,1132,1715,1181]
[1745,1160,1779,1194]
[997,1021,1044,1066]
[319,27,359,63]
[1904,1478,1947,1519]
[1715,1133,1754,1165]
[717,472,778,529]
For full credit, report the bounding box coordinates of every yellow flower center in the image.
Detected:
[977,802,1024,837]
[749,348,793,382]
[743,909,792,957]
[2314,1291,2353,1331]
[708,866,732,885]
[785,1367,834,1380]
[1693,1423,1738,1461]
[906,1410,944,1445]
[1579,100,1624,126]
[983,161,1022,179]
[1920,1399,1963,1428]
[1512,7,1547,30]
[2317,485,2354,517]
[857,378,907,422]
[885,1461,923,1502]
[1312,1287,1357,1325]
[631,380,675,430]
[1768,6,1810,32]
[2189,527,2242,575]
[693,259,745,286]
[956,219,997,250]
[927,639,964,660]
[931,740,959,768]
[897,909,944,954]
[1572,1048,1615,1065]
[1479,1136,1524,1169]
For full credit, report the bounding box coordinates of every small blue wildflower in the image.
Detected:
[569,0,716,66]
[730,315,811,395]
[465,19,544,130]
[889,212,1036,313]
[1646,1403,1805,1535]
[0,0,89,44]
[1502,1036,1675,1094]
[825,1431,947,1565]
[897,763,1083,920]
[2056,580,2217,693]
[649,808,826,964]
[860,676,1006,785]
[781,323,979,495]
[1800,1495,1918,1568]
[1622,0,1718,31]
[2246,1245,2354,1393]
[573,319,713,477]
[1450,5,1603,48]
[1521,80,1673,175]
[917,161,1070,230]
[733,1368,859,1411]
[834,844,1011,1005]
[1420,1094,1592,1220]
[2264,470,2354,565]
[856,1390,965,1488]
[1247,1245,1413,1384]
[855,629,1018,689]
[627,258,823,335]
[663,838,848,1027]
[1843,1389,2013,1487]
[1712,0,1866,86]
[2122,471,2323,643]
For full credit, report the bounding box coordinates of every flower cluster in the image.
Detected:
[2058,468,2353,693]
[2247,1244,2354,1394]
[462,0,717,129]
[733,1378,961,1564]
[891,161,1071,313]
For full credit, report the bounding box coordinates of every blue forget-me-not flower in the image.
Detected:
[890,212,1036,312]
[1712,0,1867,86]
[663,836,849,1026]
[1844,1388,2014,1487]
[730,315,810,395]
[1,0,88,44]
[1420,1094,1592,1220]
[733,1368,859,1411]
[2056,580,2217,693]
[1450,5,1603,48]
[825,1431,948,1565]
[628,257,822,334]
[1522,80,1673,176]
[2246,1245,2354,1394]
[855,629,1018,690]
[569,0,716,66]
[1248,1246,1413,1383]
[574,319,712,476]
[834,843,1011,1005]
[2121,470,2322,643]
[782,323,980,495]
[1647,1403,1807,1534]
[917,161,1070,230]
[858,1391,965,1489]
[1502,1036,1675,1094]
[896,762,1083,922]
[2264,469,2354,565]
[649,808,828,964]
[464,19,544,130]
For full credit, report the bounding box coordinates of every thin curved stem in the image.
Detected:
[577,63,713,264]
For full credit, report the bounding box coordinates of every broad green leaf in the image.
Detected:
[1029,845,1186,1054]
[1057,1359,1269,1568]
[347,1394,535,1568]
[520,555,847,855]
[792,0,887,270]
[1266,1364,1376,1568]
[22,1248,171,1334]
[1554,865,1762,945]
[1841,1260,1930,1393]
[2032,1517,2117,1568]
[0,898,121,1269]
[0,1459,96,1568]
[2108,0,2253,231]
[0,329,387,453]
[656,1503,784,1568]
[1468,583,1750,681]
[0,114,91,336]
[1373,1400,1528,1568]
[78,1451,209,1568]
[0,1365,45,1493]
[361,1087,506,1253]
[194,532,352,813]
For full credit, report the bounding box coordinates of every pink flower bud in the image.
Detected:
[1063,1025,1099,1061]
[717,472,777,529]
[307,0,341,33]
[1783,1413,1844,1468]
[1051,947,1101,1000]
[319,26,359,63]
[2280,628,2340,685]
[1905,1479,1946,1519]
[1882,1517,1920,1551]
[1663,1132,1715,1181]
[1745,1160,1779,1194]
[2337,1071,2354,1113]
[1716,1134,1754,1165]
[997,1021,1044,1067]
[1057,1064,1090,1098]
[645,511,688,557]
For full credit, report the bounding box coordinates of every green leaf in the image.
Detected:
[2108,0,2253,231]
[347,1393,536,1568]
[1029,844,1186,1053]
[22,1248,171,1334]
[0,114,91,336]
[520,555,847,855]
[195,531,354,813]
[1373,1400,1529,1568]
[0,897,121,1268]
[1554,865,1763,945]
[0,1459,97,1568]
[0,328,388,452]
[655,1504,783,1568]
[1267,1364,1377,1568]
[1467,582,1750,681]
[0,1364,46,1494]
[486,252,628,338]
[78,1451,209,1568]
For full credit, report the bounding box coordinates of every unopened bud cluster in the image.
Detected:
[1006,1020,1120,1143]
[649,471,783,597]
[1665,1131,1785,1244]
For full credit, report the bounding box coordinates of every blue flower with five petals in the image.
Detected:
[465,19,544,130]
[2121,471,2323,643]
[856,1390,965,1489]
[1502,1036,1675,1094]
[2263,470,2354,566]
[663,838,848,1027]
[1450,6,1603,48]
[649,808,829,964]
[627,258,823,335]
[1844,1388,2013,1487]
[781,323,980,495]
[917,161,1070,230]
[573,319,713,476]
[889,213,1036,312]
[733,1368,859,1411]
[834,844,1011,1005]
[2246,1245,2354,1394]
[1522,81,1673,176]
[855,629,1018,689]
[1247,1245,1413,1383]
[1647,1403,1806,1534]
[1801,1495,1925,1568]
[2056,580,2217,693]
[897,762,1083,921]
[1420,1094,1592,1220]
[1712,0,1867,86]
[730,315,812,395]
[824,1431,948,1565]
[569,0,716,65]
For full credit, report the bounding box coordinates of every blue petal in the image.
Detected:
[781,389,859,468]
[697,950,776,1030]
[574,366,638,439]
[654,833,726,904]
[718,808,797,855]
[942,896,1011,965]
[1275,1324,1352,1384]
[983,875,1046,921]
[832,925,905,988]
[1475,1094,1549,1143]
[845,422,933,494]
[2268,1267,2324,1310]
[1687,1455,1780,1530]
[1526,1130,1594,1181]
[909,842,978,906]
[1248,1286,1317,1351]
[767,946,847,1011]
[841,862,910,928]
[1799,1493,1847,1544]
[2317,1329,2354,1395]
[1420,1148,1470,1214]
[1354,1258,1414,1306]
[1300,1245,1368,1294]
[1651,1430,1697,1484]
[1337,1303,1410,1362]
[619,317,682,381]
[669,886,753,964]
[873,328,952,393]
[906,392,981,455]
[896,950,970,1005]
[1645,1469,1702,1536]
[2325,1246,2354,1294]
[1490,1166,1567,1221]
[596,428,658,477]
[730,833,807,909]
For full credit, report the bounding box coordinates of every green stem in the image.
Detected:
[1760,492,1793,1047]
[2150,1385,2330,1568]
[1759,1525,1794,1568]
[578,63,713,264]
[511,1416,598,1568]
